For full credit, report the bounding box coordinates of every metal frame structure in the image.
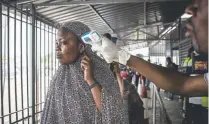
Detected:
[16,0,183,6]
[0,0,190,124]
[0,2,3,124]
[0,1,57,123]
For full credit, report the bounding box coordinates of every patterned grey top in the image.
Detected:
[40,21,128,124]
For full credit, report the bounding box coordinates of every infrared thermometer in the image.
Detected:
[81,31,102,45]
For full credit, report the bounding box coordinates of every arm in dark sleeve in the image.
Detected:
[127,56,208,96]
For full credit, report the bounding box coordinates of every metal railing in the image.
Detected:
[0,1,58,124]
[152,85,172,124]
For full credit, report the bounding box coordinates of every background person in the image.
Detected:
[110,62,144,124]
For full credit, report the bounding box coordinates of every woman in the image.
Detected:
[41,21,128,124]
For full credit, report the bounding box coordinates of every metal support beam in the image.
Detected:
[121,42,148,51]
[144,0,147,40]
[149,21,178,47]
[178,18,182,50]
[114,21,173,33]
[153,85,156,124]
[137,29,159,39]
[115,23,142,33]
[30,4,36,124]
[120,39,177,41]
[14,0,35,5]
[0,3,3,124]
[31,0,183,7]
[7,6,12,124]
[120,21,177,49]
[158,21,178,38]
[120,31,137,38]
[157,25,160,36]
[20,5,25,124]
[88,5,114,34]
[14,3,19,123]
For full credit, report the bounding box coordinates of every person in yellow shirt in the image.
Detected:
[183,47,194,67]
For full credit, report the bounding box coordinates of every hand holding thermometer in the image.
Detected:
[82,30,131,65]
[82,30,105,53]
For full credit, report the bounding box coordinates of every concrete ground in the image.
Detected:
[147,91,183,124]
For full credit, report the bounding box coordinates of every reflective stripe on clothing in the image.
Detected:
[202,97,208,107]
[189,97,202,105]
[204,73,208,84]
[188,59,192,66]
[183,57,192,67]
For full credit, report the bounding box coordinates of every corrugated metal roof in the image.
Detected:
[10,0,189,49]
[35,5,112,34]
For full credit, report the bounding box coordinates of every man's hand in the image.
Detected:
[91,36,131,65]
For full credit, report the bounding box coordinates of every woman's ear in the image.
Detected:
[79,43,85,54]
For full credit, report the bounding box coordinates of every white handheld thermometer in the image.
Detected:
[81,31,102,45]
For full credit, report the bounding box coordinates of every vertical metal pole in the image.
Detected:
[7,6,12,124]
[14,3,18,123]
[160,108,162,124]
[35,18,38,120]
[26,7,29,124]
[157,26,160,36]
[144,0,147,40]
[155,86,172,124]
[44,24,46,99]
[0,3,4,124]
[151,83,153,109]
[31,4,36,124]
[153,85,156,124]
[39,22,42,111]
[136,29,139,40]
[55,28,57,69]
[51,28,53,75]
[178,18,181,42]
[48,26,49,87]
[20,5,24,124]
[178,18,181,64]
[157,25,160,64]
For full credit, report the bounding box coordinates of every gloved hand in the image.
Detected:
[91,36,131,65]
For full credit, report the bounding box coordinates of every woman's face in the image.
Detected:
[56,29,84,64]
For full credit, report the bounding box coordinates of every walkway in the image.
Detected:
[148,91,183,124]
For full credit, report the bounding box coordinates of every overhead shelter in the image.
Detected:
[0,0,192,124]
[10,0,189,50]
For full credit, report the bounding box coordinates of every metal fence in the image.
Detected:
[0,1,58,123]
[152,85,172,124]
